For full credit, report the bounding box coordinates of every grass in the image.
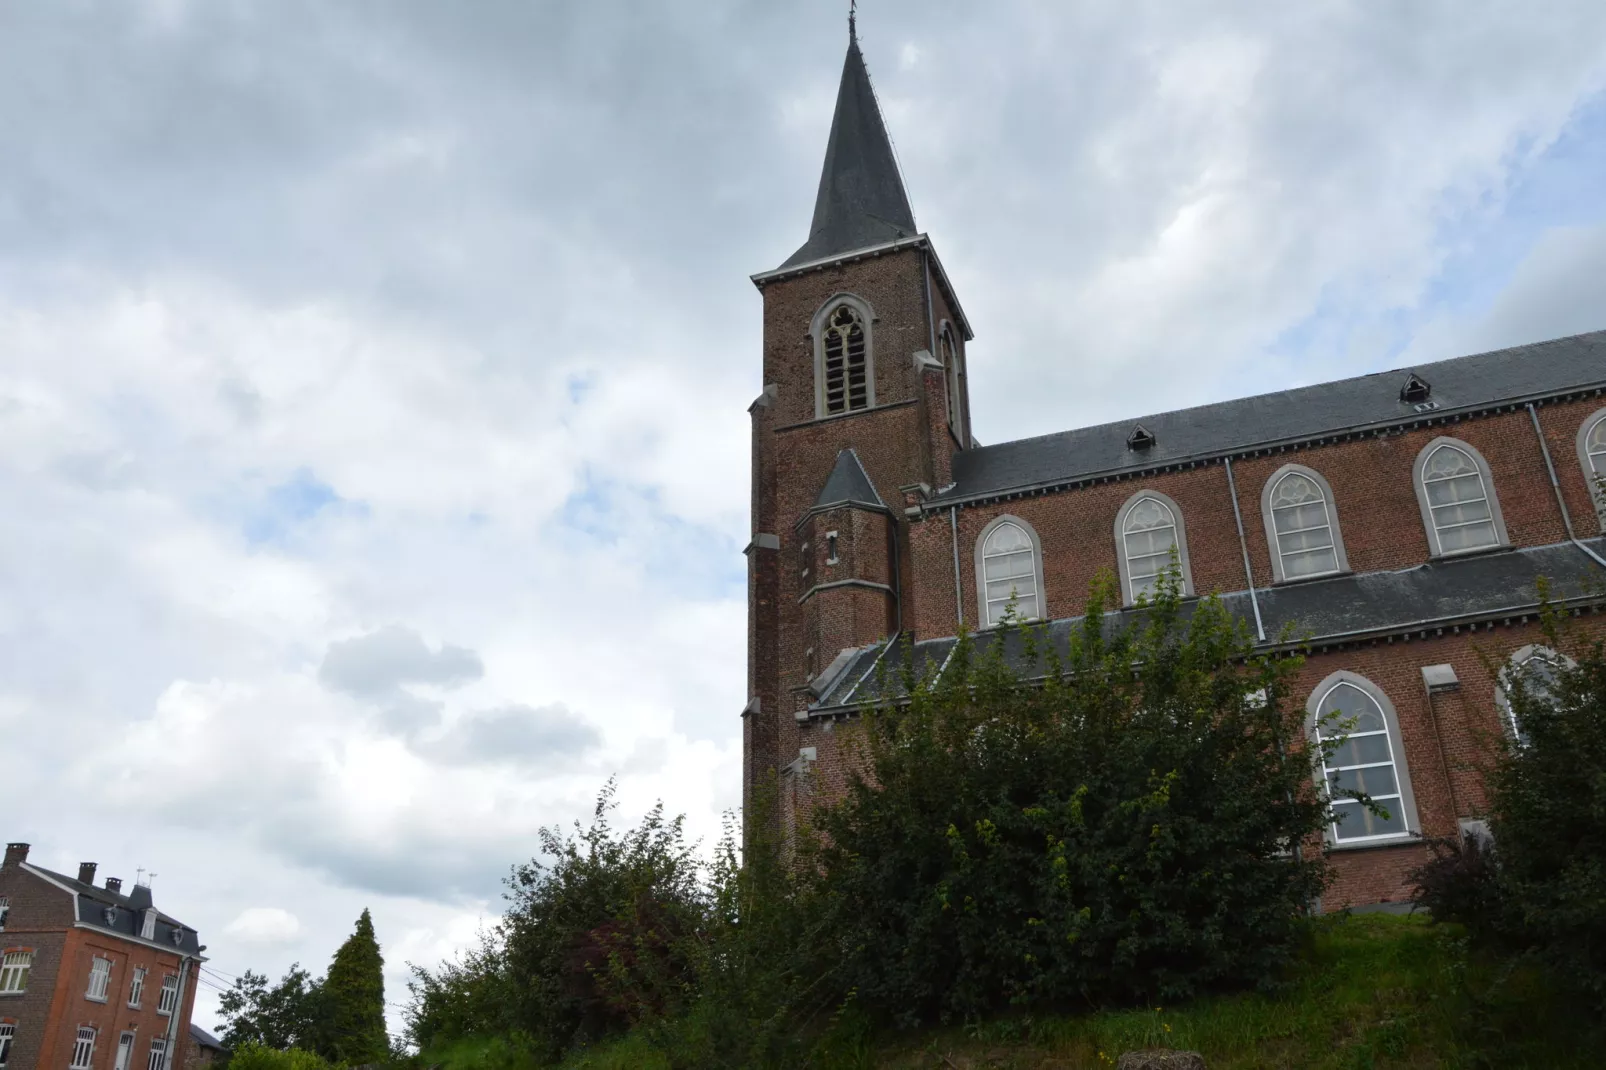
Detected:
[420,914,1605,1070]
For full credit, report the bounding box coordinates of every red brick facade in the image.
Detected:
[0,848,201,1070]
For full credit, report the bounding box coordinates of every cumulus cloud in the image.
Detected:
[319,626,484,699]
[225,907,304,946]
[420,703,602,767]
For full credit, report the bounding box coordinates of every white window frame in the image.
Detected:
[114,1032,135,1070]
[0,952,30,994]
[1114,489,1195,605]
[0,1022,14,1069]
[70,1027,97,1070]
[128,967,145,1009]
[1494,643,1574,745]
[87,956,112,1002]
[1576,406,1606,531]
[1306,670,1421,848]
[809,293,876,418]
[157,974,179,1017]
[146,1038,167,1070]
[1259,463,1349,582]
[140,909,157,941]
[0,897,8,932]
[974,514,1046,627]
[1412,437,1509,557]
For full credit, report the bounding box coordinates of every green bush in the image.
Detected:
[223,1042,333,1070]
[807,571,1333,1026]
[1414,605,1606,1006]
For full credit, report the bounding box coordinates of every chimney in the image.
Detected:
[3,843,28,869]
[79,862,98,885]
[105,877,124,896]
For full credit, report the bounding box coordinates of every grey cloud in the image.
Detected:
[1470,225,1606,352]
[318,625,483,699]
[420,703,601,768]
[379,694,445,737]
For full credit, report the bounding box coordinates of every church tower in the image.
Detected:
[744,17,975,813]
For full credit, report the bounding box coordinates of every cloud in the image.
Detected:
[319,626,484,700]
[420,703,602,767]
[224,907,304,947]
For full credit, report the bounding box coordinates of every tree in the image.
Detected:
[321,909,389,1065]
[217,965,327,1053]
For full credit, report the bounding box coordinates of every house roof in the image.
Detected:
[810,448,888,515]
[936,330,1606,506]
[23,863,203,956]
[190,1024,227,1052]
[777,28,917,270]
[810,537,1606,713]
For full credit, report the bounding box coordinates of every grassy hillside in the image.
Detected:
[419,913,1604,1069]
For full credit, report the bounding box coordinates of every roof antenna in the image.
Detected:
[849,0,857,43]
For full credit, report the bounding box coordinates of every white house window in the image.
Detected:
[1416,439,1504,555]
[87,956,112,1002]
[0,953,31,994]
[115,1033,136,1070]
[1116,491,1194,603]
[0,1022,14,1069]
[157,974,179,1016]
[978,518,1042,625]
[0,897,8,931]
[1311,677,1414,843]
[141,909,157,941]
[128,967,146,1008]
[820,303,869,415]
[146,1039,167,1070]
[70,1027,96,1070]
[1263,467,1345,580]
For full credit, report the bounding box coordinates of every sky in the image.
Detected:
[3,0,1605,1038]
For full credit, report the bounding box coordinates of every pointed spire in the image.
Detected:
[812,448,887,512]
[779,21,918,269]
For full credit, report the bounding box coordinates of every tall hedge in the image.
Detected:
[322,908,389,1064]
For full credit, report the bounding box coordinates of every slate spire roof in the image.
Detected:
[811,448,887,513]
[779,23,918,269]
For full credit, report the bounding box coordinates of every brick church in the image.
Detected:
[743,24,1606,910]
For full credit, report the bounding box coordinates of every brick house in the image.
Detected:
[743,24,1606,911]
[0,844,203,1070]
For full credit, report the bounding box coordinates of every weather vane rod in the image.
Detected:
[849,0,856,42]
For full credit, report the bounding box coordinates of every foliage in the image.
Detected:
[1414,605,1606,1007]
[807,570,1334,1026]
[404,926,516,1048]
[321,908,390,1064]
[223,1042,334,1070]
[218,965,329,1054]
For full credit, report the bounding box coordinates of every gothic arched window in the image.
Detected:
[1260,464,1348,582]
[1413,438,1507,556]
[811,296,874,417]
[1115,490,1195,604]
[1307,672,1419,845]
[975,516,1044,626]
[1496,644,1572,745]
[939,322,962,432]
[1578,407,1606,528]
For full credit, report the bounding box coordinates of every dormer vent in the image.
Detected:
[1400,373,1431,404]
[1126,424,1157,450]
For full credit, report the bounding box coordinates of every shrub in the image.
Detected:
[806,571,1334,1026]
[224,1043,333,1070]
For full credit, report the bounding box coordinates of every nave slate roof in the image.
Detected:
[939,329,1606,506]
[809,536,1606,713]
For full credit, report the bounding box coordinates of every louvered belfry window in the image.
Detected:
[822,304,869,415]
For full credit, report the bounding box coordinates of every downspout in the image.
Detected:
[1223,457,1266,642]
[1527,403,1606,569]
[951,505,964,627]
[922,249,937,356]
[890,512,903,637]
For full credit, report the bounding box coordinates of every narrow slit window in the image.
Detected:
[1314,682,1408,842]
[940,325,961,430]
[981,521,1039,625]
[821,304,869,415]
[1421,443,1498,553]
[1122,496,1179,601]
[1269,471,1339,578]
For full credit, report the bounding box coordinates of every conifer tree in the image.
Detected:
[320,908,389,1064]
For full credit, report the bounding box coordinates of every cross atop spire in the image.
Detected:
[777,17,918,269]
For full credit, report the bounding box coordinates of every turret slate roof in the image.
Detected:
[810,448,888,514]
[779,29,917,270]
